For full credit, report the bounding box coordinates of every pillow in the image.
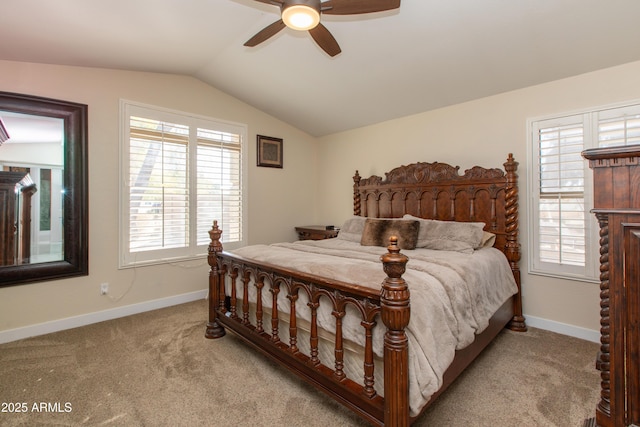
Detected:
[360,218,420,250]
[336,216,367,242]
[480,231,496,248]
[403,215,433,247]
[403,214,486,253]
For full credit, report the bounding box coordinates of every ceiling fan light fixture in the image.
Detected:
[245,0,400,56]
[282,4,320,31]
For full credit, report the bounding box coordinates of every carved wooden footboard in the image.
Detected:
[205,154,526,426]
[206,225,411,425]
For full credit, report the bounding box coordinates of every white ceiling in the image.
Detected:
[0,112,63,145]
[1,0,640,137]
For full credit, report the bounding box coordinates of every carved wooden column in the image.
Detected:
[593,212,612,422]
[380,236,410,427]
[353,171,361,216]
[504,153,526,331]
[205,220,226,339]
[583,146,640,427]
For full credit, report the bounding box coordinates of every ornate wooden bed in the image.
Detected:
[205,154,526,426]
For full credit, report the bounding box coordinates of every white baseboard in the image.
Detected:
[524,314,600,343]
[0,295,600,346]
[0,289,208,344]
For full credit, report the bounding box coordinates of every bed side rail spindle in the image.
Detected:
[288,292,299,352]
[270,280,281,342]
[333,305,346,380]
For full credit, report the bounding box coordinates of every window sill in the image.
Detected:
[527,268,599,284]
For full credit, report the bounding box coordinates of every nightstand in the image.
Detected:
[295,226,339,240]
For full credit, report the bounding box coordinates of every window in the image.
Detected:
[120,101,247,267]
[529,102,640,281]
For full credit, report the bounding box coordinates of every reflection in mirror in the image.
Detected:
[0,112,65,265]
[0,92,88,287]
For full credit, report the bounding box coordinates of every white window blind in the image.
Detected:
[120,101,247,267]
[196,129,242,246]
[129,117,189,252]
[537,119,586,267]
[597,106,640,147]
[529,102,640,282]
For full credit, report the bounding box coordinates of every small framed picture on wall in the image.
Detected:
[257,135,283,168]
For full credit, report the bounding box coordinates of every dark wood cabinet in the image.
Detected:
[583,146,640,427]
[295,225,339,240]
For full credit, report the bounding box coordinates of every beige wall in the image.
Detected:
[0,60,318,333]
[3,58,640,340]
[316,59,640,335]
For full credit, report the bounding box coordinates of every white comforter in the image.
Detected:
[230,238,517,415]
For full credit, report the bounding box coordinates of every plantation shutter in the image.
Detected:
[128,116,189,252]
[597,106,640,147]
[196,128,243,246]
[536,116,586,267]
[121,100,247,268]
[530,102,640,281]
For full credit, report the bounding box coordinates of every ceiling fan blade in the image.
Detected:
[322,0,400,15]
[244,20,287,47]
[309,24,341,57]
[251,0,283,5]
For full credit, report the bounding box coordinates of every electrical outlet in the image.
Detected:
[100,282,109,295]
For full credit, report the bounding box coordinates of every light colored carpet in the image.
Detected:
[0,299,599,426]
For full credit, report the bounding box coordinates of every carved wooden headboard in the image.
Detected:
[352,154,522,315]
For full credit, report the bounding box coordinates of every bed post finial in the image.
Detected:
[208,220,223,255]
[380,236,410,425]
[206,220,226,339]
[353,171,361,216]
[504,154,526,332]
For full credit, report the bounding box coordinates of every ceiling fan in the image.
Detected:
[244,0,401,57]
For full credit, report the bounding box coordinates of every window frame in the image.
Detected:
[527,99,640,283]
[119,100,248,268]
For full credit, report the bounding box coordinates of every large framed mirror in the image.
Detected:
[0,92,88,287]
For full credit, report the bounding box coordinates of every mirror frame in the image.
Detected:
[0,92,88,287]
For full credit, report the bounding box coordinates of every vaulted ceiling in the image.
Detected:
[1,0,640,136]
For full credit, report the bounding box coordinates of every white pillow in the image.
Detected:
[480,231,496,248]
[403,214,486,253]
[336,216,367,242]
